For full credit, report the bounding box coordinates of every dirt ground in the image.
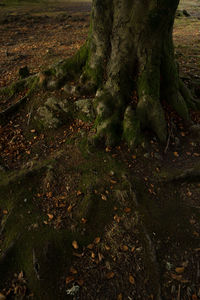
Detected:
[0,1,200,300]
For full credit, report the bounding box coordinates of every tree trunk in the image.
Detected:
[77,0,195,147]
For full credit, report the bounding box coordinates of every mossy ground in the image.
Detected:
[0,1,200,299]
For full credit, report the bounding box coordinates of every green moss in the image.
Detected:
[55,44,89,81]
[123,106,141,148]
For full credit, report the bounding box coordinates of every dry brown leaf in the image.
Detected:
[171,273,182,281]
[94,237,101,244]
[132,155,136,159]
[117,293,123,300]
[91,252,95,259]
[0,293,6,300]
[105,147,111,152]
[72,240,79,249]
[66,276,75,285]
[129,275,135,284]
[122,245,129,251]
[81,218,87,224]
[114,215,121,223]
[110,179,117,184]
[70,267,78,274]
[173,152,179,157]
[106,272,115,279]
[98,252,104,262]
[67,204,73,213]
[124,207,131,213]
[193,153,200,157]
[193,231,199,237]
[175,267,185,274]
[77,279,84,286]
[47,213,54,220]
[73,252,84,258]
[192,295,198,300]
[105,245,111,251]
[101,194,107,201]
[87,243,94,250]
[3,210,8,215]
[76,190,82,196]
[187,191,192,197]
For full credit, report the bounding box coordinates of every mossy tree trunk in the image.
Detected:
[79,0,195,146]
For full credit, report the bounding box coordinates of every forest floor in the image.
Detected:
[0,1,200,300]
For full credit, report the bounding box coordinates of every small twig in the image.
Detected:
[32,248,41,280]
[27,105,34,126]
[177,284,181,300]
[164,128,171,154]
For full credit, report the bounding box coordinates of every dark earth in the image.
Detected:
[0,1,200,299]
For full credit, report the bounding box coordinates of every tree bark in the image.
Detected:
[78,0,195,147]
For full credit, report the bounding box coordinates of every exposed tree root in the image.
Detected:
[160,162,200,182]
[0,75,38,124]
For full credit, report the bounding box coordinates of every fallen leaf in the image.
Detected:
[73,252,84,258]
[87,244,94,250]
[131,246,136,252]
[67,204,73,213]
[105,147,111,152]
[110,179,117,184]
[66,276,75,285]
[70,267,78,274]
[94,237,101,244]
[132,155,136,159]
[0,293,6,300]
[98,252,104,262]
[106,272,115,279]
[192,295,198,300]
[81,218,87,224]
[193,153,200,157]
[77,279,84,286]
[171,273,182,281]
[72,240,79,249]
[175,267,185,274]
[124,207,131,213]
[114,215,121,223]
[3,210,8,215]
[101,194,107,201]
[186,152,191,156]
[105,245,111,251]
[47,213,54,220]
[129,275,135,284]
[122,245,129,251]
[91,252,95,259]
[117,293,123,300]
[77,190,82,196]
[193,231,199,237]
[173,152,179,157]
[18,270,24,280]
